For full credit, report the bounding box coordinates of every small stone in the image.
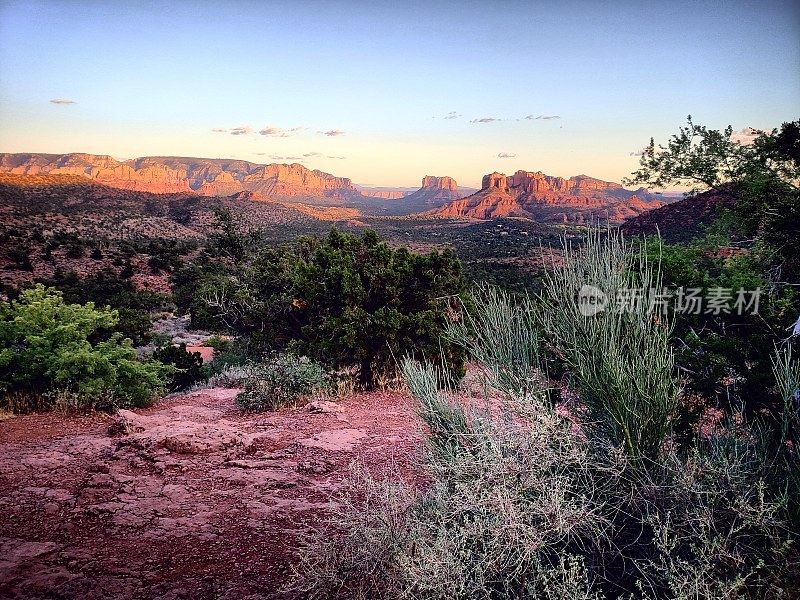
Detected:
[307,400,344,414]
[109,409,146,435]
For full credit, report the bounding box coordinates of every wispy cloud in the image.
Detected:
[497,152,517,158]
[211,128,227,133]
[269,154,305,162]
[471,117,501,124]
[50,98,76,105]
[259,125,306,137]
[319,129,345,136]
[444,111,461,120]
[259,126,289,137]
[525,114,561,120]
[229,126,253,135]
[298,151,346,160]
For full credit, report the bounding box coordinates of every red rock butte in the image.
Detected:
[435,169,666,224]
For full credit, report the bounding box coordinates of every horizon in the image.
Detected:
[1,0,798,188]
[0,149,674,191]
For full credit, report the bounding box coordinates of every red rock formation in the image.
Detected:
[360,189,408,199]
[0,153,360,200]
[421,175,458,193]
[433,169,666,224]
[390,175,469,214]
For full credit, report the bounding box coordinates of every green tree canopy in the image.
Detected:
[183,228,467,388]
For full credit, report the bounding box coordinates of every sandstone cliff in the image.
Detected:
[434,169,665,224]
[0,153,360,200]
[389,175,469,214]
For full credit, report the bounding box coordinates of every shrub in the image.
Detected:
[0,285,170,410]
[40,269,167,345]
[292,363,793,600]
[236,353,329,412]
[151,343,208,391]
[206,363,260,388]
[641,233,799,423]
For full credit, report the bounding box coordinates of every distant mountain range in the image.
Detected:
[0,152,360,200]
[0,153,669,223]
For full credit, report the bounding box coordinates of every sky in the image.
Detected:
[0,0,798,189]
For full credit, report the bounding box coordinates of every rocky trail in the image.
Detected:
[0,388,421,599]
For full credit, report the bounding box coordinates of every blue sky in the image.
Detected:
[0,0,798,188]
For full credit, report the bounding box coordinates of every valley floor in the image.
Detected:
[0,388,420,599]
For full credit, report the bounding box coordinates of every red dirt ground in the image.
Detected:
[0,388,421,599]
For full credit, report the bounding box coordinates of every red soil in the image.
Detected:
[0,388,421,599]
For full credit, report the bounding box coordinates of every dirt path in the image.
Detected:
[0,388,420,599]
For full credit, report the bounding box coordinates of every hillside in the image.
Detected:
[433,170,667,224]
[622,188,737,242]
[0,173,329,291]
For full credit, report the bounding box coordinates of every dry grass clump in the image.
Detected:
[291,378,614,599]
[292,368,793,599]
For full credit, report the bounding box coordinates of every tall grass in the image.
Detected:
[773,344,800,444]
[445,285,546,401]
[538,227,678,460]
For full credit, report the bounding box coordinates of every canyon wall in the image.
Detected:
[0,153,360,199]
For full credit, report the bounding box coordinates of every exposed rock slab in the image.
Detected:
[0,388,419,599]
